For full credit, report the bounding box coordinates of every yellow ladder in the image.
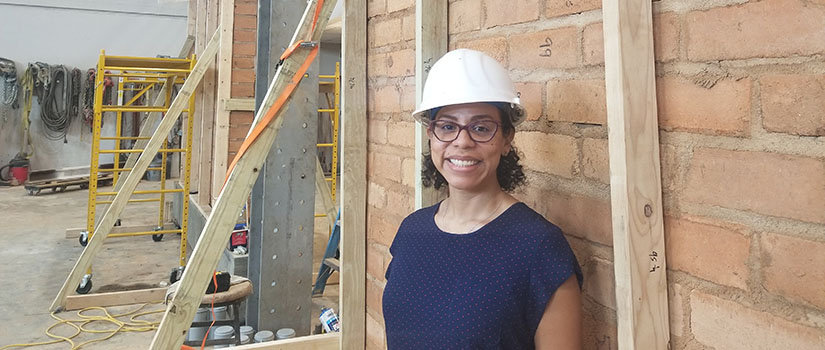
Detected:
[316,61,340,211]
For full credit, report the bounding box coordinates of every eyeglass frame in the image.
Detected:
[427,119,502,143]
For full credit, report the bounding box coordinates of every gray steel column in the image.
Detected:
[247,0,317,336]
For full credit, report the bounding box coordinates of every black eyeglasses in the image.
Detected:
[429,120,500,143]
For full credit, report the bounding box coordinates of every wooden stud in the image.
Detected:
[64,288,167,311]
[340,0,367,347]
[602,0,670,348]
[414,0,448,209]
[223,98,256,111]
[190,0,207,193]
[198,0,219,206]
[49,29,222,313]
[148,2,337,348]
[213,0,234,205]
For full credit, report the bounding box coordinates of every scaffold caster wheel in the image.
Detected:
[152,234,164,242]
[76,279,92,294]
[79,232,88,247]
[170,266,184,284]
[79,183,89,189]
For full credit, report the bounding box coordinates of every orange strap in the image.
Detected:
[224,45,319,184]
[310,0,325,33]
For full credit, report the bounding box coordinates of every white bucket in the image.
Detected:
[187,307,211,342]
[254,330,275,343]
[276,328,295,340]
[213,325,235,348]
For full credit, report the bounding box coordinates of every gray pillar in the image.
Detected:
[247,0,318,336]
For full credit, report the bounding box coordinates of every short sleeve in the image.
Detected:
[526,226,583,332]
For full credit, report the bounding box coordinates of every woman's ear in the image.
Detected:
[502,130,514,155]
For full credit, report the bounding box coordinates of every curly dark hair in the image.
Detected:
[420,107,526,192]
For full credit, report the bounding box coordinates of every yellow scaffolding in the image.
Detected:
[316,62,340,220]
[80,51,195,292]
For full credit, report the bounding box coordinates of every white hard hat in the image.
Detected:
[412,49,526,126]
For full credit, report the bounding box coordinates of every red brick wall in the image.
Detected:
[366,0,825,348]
[228,0,256,161]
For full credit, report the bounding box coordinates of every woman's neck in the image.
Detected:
[435,187,517,234]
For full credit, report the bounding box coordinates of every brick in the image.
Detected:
[368,0,386,18]
[584,13,681,65]
[387,121,415,148]
[230,68,255,84]
[372,17,403,47]
[366,313,387,350]
[483,0,540,28]
[581,306,617,350]
[401,157,416,187]
[513,132,578,178]
[582,138,609,184]
[583,257,616,310]
[371,152,403,182]
[386,188,413,217]
[230,82,254,97]
[387,0,413,13]
[366,278,384,321]
[400,79,416,112]
[368,209,401,247]
[690,291,825,349]
[232,56,254,69]
[545,0,601,18]
[233,14,256,30]
[510,27,579,70]
[546,79,606,125]
[229,111,254,125]
[653,12,680,62]
[367,243,387,281]
[372,85,401,113]
[228,124,251,140]
[232,41,256,56]
[401,13,415,41]
[234,2,256,15]
[368,53,387,77]
[386,49,414,77]
[368,182,387,209]
[686,0,825,60]
[668,283,685,337]
[539,192,613,246]
[665,216,751,290]
[761,233,825,308]
[659,144,680,194]
[582,22,603,66]
[760,74,825,136]
[449,0,482,34]
[684,148,825,224]
[454,36,508,67]
[368,118,388,145]
[656,76,750,136]
[514,82,542,121]
[232,28,256,43]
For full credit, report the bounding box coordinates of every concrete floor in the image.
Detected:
[0,179,339,349]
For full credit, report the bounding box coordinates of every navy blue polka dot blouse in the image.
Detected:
[383,201,582,349]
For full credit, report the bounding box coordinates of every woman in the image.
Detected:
[382,49,583,349]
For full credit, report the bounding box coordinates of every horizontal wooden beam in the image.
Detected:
[64,287,167,310]
[232,333,339,350]
[222,98,255,111]
[65,223,178,239]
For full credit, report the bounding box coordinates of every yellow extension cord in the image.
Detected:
[0,303,166,350]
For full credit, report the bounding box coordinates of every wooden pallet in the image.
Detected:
[24,175,113,196]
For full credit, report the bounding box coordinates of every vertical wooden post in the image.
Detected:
[198,0,219,206]
[213,0,234,204]
[340,0,367,347]
[414,0,448,209]
[602,0,670,348]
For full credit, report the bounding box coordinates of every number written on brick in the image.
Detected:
[539,37,553,57]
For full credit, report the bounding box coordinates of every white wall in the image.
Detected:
[0,0,187,172]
